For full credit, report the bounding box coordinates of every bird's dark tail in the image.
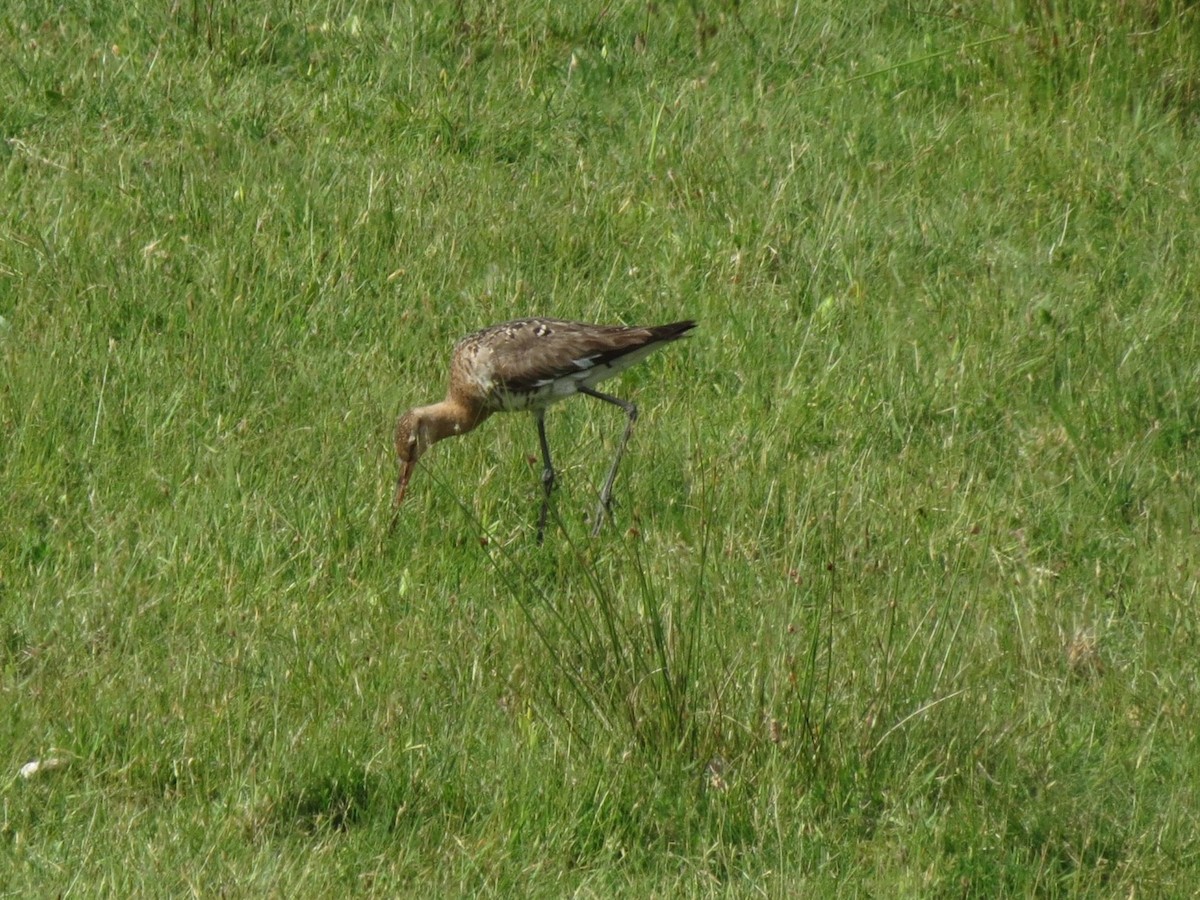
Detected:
[648,320,697,342]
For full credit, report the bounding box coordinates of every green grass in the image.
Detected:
[3,0,1200,894]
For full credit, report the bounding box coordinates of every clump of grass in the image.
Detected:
[466,505,718,771]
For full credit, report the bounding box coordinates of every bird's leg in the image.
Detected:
[577,385,638,537]
[534,409,556,544]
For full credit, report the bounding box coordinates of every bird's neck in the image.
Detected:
[419,396,491,444]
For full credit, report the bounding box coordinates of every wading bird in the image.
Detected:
[392,317,696,541]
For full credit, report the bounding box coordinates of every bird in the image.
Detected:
[392,317,696,541]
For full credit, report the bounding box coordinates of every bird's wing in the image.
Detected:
[482,320,659,394]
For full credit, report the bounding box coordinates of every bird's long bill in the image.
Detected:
[393,458,417,509]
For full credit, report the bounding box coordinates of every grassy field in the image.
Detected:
[3,0,1200,894]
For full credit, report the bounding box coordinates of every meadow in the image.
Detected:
[3,0,1200,894]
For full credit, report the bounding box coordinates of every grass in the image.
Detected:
[3,0,1200,894]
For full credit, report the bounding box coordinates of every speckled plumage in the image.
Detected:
[392,317,696,540]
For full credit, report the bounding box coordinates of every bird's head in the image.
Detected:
[392,408,433,508]
[391,400,485,523]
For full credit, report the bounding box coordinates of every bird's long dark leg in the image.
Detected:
[577,385,638,537]
[534,408,556,544]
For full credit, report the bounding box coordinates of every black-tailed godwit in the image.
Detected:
[392,317,696,541]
